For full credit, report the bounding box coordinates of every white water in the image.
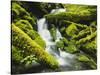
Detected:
[37,9,77,70]
[50,8,66,14]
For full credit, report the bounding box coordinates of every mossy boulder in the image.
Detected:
[12,45,24,63]
[14,20,46,49]
[65,23,78,37]
[76,31,96,45]
[12,24,59,69]
[77,55,97,69]
[45,4,96,25]
[64,40,79,54]
[49,26,57,41]
[64,45,78,54]
[78,55,90,62]
[80,39,97,59]
[11,2,37,30]
[56,40,64,49]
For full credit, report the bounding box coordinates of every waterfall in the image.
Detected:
[50,8,66,14]
[37,9,77,70]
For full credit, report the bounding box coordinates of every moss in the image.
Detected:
[72,27,91,40]
[65,45,78,54]
[76,31,96,45]
[49,27,57,41]
[78,55,97,69]
[56,40,64,49]
[65,23,78,37]
[45,10,96,25]
[15,20,33,30]
[80,40,97,59]
[12,24,59,69]
[14,21,46,49]
[20,55,38,66]
[12,45,24,62]
[12,2,37,29]
[45,5,96,26]
[12,45,38,67]
[12,2,30,18]
[78,55,90,62]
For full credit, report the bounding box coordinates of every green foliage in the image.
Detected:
[20,55,38,66]
[12,45,38,67]
[12,24,59,69]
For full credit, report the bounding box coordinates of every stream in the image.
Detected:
[37,8,81,72]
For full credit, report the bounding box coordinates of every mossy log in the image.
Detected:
[45,8,96,25]
[12,24,59,69]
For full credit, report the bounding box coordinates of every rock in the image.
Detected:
[77,55,97,69]
[12,24,59,70]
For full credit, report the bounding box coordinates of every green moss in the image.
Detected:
[56,40,64,49]
[65,23,78,37]
[45,10,96,25]
[12,2,29,17]
[20,55,38,66]
[78,55,97,69]
[72,27,91,40]
[49,27,57,41]
[12,24,59,69]
[15,20,33,30]
[14,21,46,49]
[12,2,37,29]
[78,55,90,62]
[12,45,24,62]
[76,31,96,45]
[65,45,78,54]
[80,39,97,59]
[45,5,96,26]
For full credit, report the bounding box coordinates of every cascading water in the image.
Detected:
[37,9,79,71]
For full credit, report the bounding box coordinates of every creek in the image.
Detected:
[37,8,81,71]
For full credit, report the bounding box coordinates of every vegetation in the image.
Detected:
[11,1,97,74]
[45,4,97,69]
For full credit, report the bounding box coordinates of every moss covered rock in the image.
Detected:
[65,23,78,37]
[14,20,46,49]
[77,55,97,69]
[49,26,57,41]
[11,2,37,30]
[12,24,59,69]
[56,40,64,49]
[45,4,96,25]
[12,45,24,62]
